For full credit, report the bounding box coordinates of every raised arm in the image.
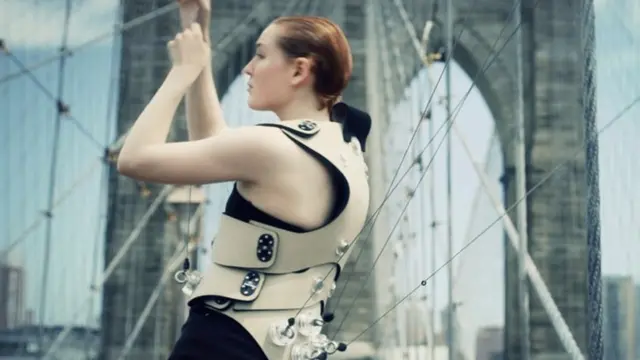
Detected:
[178,0,226,140]
[118,23,290,186]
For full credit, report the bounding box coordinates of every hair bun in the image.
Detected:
[331,102,372,152]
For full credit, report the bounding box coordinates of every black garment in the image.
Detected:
[224,184,307,232]
[168,303,268,360]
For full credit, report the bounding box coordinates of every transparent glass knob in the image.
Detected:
[335,240,351,257]
[328,283,337,298]
[179,270,202,296]
[296,314,324,337]
[310,277,324,295]
[324,341,338,354]
[309,333,330,349]
[290,343,323,360]
[268,320,297,346]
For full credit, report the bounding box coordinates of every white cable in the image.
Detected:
[0,158,103,260]
[391,0,428,60]
[115,242,194,360]
[451,123,584,360]
[46,1,304,356]
[107,1,271,154]
[380,2,407,86]
[450,129,498,294]
[391,0,584,357]
[43,185,173,359]
[0,3,179,84]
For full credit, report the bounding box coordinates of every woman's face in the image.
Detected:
[243,24,299,112]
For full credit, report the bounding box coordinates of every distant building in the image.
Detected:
[0,265,24,329]
[603,275,636,360]
[404,300,430,346]
[0,325,99,360]
[475,326,503,360]
[440,304,463,358]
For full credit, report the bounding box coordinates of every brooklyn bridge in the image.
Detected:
[0,0,639,359]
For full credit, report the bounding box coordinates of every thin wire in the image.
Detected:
[38,1,73,350]
[45,1,306,356]
[331,0,528,337]
[324,0,486,318]
[115,244,187,360]
[2,2,266,269]
[347,96,638,345]
[0,3,179,85]
[83,6,124,353]
[0,158,102,260]
[181,187,193,273]
[3,52,104,150]
[43,186,174,359]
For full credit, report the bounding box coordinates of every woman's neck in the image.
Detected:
[275,102,331,123]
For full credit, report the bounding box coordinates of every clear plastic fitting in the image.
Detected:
[335,240,351,257]
[290,342,324,360]
[328,283,337,298]
[308,334,330,349]
[268,319,297,346]
[174,270,203,296]
[310,277,324,295]
[295,314,324,337]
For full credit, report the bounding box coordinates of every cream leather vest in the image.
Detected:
[188,118,370,360]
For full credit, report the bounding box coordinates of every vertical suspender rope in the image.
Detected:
[45,2,276,356]
[513,1,531,359]
[391,0,587,358]
[582,0,604,359]
[443,0,455,358]
[38,1,73,356]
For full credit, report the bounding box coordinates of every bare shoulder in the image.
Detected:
[218,125,298,155]
[116,125,301,185]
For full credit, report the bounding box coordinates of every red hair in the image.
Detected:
[272,16,353,110]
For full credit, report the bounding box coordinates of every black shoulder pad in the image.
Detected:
[256,120,320,139]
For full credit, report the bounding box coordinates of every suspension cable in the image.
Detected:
[115,246,185,360]
[347,95,639,357]
[325,0,407,321]
[397,0,581,356]
[83,5,125,346]
[324,0,484,322]
[450,130,498,292]
[451,121,583,357]
[43,185,173,359]
[0,3,179,85]
[115,205,204,360]
[38,1,73,350]
[2,2,268,267]
[44,1,308,356]
[582,1,603,359]
[330,0,524,338]
[2,51,104,150]
[0,158,102,260]
[418,19,440,360]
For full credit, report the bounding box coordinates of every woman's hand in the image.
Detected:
[177,0,211,42]
[167,23,211,83]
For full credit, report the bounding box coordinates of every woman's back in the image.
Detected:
[232,124,338,232]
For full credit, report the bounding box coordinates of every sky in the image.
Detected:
[0,0,639,358]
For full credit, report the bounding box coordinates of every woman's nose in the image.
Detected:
[242,63,252,76]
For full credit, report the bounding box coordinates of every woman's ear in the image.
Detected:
[291,57,313,86]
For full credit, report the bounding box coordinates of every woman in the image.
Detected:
[117,0,372,358]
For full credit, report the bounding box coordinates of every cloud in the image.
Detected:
[1,0,120,49]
